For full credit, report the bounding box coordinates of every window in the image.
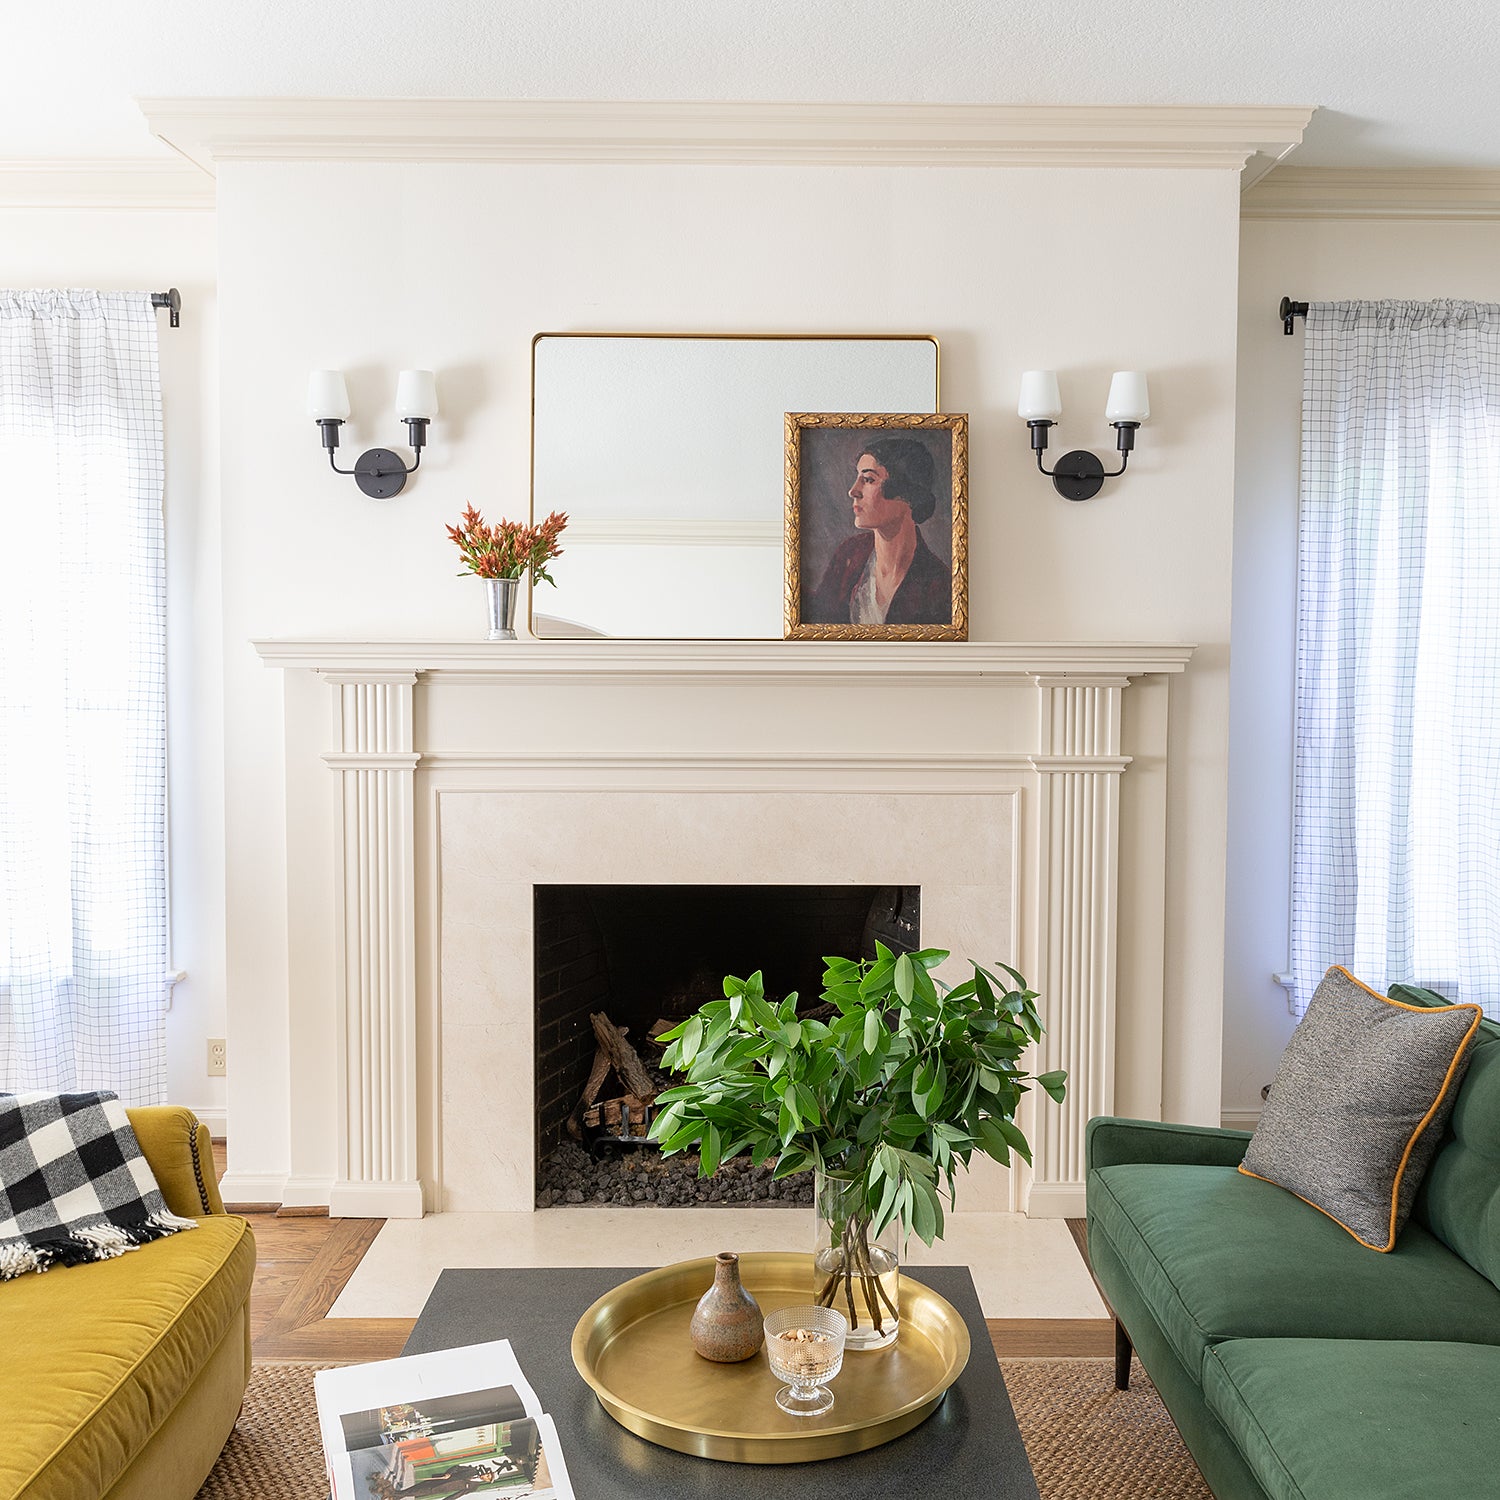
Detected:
[1292,299,1500,1017]
[0,290,167,1100]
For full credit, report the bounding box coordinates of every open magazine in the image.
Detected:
[315,1340,576,1500]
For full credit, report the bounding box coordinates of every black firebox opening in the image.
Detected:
[533,884,919,1172]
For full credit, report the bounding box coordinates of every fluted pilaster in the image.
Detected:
[323,672,423,1218]
[1027,675,1131,1216]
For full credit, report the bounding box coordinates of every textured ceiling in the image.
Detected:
[3,0,1496,169]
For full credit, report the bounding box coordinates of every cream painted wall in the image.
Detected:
[1226,217,1500,1123]
[0,207,223,1126]
[11,184,1491,1189]
[216,160,1241,1198]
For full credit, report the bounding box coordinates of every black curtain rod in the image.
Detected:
[150,289,181,329]
[1279,296,1308,336]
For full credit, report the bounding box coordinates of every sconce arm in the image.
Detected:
[329,447,421,479]
[1038,448,1129,479]
[1025,393,1143,502]
[315,398,431,501]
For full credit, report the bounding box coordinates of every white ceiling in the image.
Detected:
[5,0,1498,170]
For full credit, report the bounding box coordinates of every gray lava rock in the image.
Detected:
[535,1141,813,1209]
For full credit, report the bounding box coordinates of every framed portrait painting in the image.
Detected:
[784,412,968,640]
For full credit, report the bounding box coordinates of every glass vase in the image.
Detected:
[812,1167,902,1351]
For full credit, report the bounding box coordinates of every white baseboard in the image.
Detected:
[329,1179,425,1219]
[1023,1182,1087,1218]
[1220,1108,1263,1131]
[184,1106,227,1137]
[219,1171,288,1206]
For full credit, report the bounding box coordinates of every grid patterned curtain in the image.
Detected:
[1292,300,1500,1017]
[0,290,167,1102]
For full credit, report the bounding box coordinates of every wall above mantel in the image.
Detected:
[213,129,1242,1206]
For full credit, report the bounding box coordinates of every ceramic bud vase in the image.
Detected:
[485,576,520,641]
[690,1252,764,1362]
[813,1167,902,1351]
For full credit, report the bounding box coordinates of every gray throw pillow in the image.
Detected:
[1240,966,1482,1251]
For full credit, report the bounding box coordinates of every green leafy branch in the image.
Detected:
[646,946,1066,1247]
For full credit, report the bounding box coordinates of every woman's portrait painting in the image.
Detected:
[784,413,968,640]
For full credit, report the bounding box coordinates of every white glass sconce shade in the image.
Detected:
[1106,371,1150,424]
[307,370,351,421]
[396,369,439,420]
[1018,370,1063,422]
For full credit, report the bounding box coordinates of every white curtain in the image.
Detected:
[0,290,167,1101]
[1292,300,1500,1017]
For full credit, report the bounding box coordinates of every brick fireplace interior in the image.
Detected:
[533,883,920,1193]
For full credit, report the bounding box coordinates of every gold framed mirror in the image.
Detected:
[530,332,940,639]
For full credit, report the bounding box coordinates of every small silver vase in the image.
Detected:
[485,576,520,641]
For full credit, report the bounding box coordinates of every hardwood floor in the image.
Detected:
[216,1144,1112,1363]
[216,1142,414,1361]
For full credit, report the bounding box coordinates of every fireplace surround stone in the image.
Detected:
[253,639,1192,1219]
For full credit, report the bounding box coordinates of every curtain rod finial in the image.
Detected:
[150,289,181,328]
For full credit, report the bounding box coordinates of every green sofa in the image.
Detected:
[1086,986,1500,1500]
[2,1106,255,1500]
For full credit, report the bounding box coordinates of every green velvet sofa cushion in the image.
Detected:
[1202,1338,1500,1500]
[1393,986,1500,1285]
[1089,1161,1500,1378]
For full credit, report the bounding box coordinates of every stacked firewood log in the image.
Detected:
[568,1013,660,1142]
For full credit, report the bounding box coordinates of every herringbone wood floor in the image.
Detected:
[216,1145,1112,1363]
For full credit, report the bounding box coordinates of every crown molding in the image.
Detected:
[138,98,1313,174]
[0,158,214,210]
[1242,167,1500,220]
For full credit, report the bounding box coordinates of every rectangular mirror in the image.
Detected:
[530,333,940,639]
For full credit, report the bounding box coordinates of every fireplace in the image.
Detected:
[533,883,919,1206]
[250,639,1187,1219]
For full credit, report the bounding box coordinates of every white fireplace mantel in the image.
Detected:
[254,637,1194,1220]
[252,638,1195,680]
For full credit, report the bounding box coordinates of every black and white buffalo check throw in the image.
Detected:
[0,1091,197,1280]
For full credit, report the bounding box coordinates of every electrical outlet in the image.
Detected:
[207,1038,227,1077]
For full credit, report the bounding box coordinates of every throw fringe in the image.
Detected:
[0,1211,198,1281]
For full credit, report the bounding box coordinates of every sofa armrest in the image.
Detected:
[1087,1115,1252,1173]
[128,1106,226,1218]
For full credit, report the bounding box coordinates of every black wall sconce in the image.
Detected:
[1019,370,1150,501]
[307,369,438,499]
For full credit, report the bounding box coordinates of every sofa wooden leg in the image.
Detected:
[1114,1317,1133,1390]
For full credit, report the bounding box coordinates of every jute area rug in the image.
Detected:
[198,1357,1211,1499]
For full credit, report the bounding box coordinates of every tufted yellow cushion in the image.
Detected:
[2,1214,254,1500]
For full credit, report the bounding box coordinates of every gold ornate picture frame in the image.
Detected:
[784,412,968,640]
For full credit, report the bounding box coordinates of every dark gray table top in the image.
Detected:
[404,1265,1038,1498]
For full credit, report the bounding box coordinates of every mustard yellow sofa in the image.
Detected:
[3,1106,256,1500]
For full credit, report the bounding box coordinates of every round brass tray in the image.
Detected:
[571,1251,971,1464]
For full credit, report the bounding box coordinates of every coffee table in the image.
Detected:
[404,1265,1039,1497]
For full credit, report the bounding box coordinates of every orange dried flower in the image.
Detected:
[446,505,568,584]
